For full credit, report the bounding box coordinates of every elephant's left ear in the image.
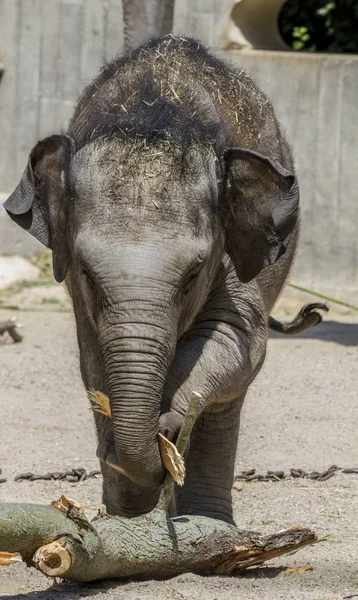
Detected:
[3,135,75,282]
[224,147,299,283]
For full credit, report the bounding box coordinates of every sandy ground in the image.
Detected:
[0,289,357,599]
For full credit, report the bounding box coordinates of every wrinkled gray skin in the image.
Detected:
[4,37,300,524]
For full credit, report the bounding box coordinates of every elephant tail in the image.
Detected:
[269,303,328,335]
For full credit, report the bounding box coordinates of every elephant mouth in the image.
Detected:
[96,430,127,476]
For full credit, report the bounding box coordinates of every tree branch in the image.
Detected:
[158,392,202,512]
[0,498,317,582]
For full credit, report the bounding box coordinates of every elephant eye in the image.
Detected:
[182,266,201,295]
[80,264,96,290]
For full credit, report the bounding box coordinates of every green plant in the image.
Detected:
[279,0,358,53]
[292,25,316,51]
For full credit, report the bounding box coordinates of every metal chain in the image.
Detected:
[234,464,358,484]
[1,465,357,485]
[0,467,101,484]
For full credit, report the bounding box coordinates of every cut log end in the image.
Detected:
[32,540,72,577]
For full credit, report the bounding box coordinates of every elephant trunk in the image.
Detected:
[99,307,177,488]
[122,0,175,51]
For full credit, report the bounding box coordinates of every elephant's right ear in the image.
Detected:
[3,135,75,282]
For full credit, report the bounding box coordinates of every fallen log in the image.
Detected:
[0,499,317,581]
[0,393,318,582]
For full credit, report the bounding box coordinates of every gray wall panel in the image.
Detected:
[15,0,42,174]
[104,0,124,62]
[0,0,20,189]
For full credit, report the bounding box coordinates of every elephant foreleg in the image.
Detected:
[176,397,245,524]
[161,281,267,420]
[160,274,267,522]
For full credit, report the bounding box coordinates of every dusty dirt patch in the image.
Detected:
[0,299,357,599]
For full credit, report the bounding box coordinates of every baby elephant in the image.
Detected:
[4,36,325,524]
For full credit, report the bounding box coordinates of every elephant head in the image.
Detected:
[3,133,298,488]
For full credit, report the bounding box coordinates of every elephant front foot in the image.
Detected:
[176,488,235,525]
[174,398,244,525]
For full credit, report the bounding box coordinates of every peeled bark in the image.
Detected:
[0,501,317,582]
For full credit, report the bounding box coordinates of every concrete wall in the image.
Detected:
[224,50,358,303]
[0,0,124,192]
[0,0,357,301]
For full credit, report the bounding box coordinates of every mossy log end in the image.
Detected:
[0,500,317,582]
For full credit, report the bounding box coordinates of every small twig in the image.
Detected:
[157,392,202,512]
[0,318,23,343]
[175,393,203,456]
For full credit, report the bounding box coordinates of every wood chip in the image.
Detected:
[88,390,111,417]
[233,481,245,492]
[242,468,256,476]
[285,566,312,573]
[0,551,22,566]
[158,432,185,486]
[52,495,84,515]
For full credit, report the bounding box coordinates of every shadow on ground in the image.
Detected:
[0,568,288,599]
[0,580,115,600]
[270,320,358,347]
[237,565,288,579]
